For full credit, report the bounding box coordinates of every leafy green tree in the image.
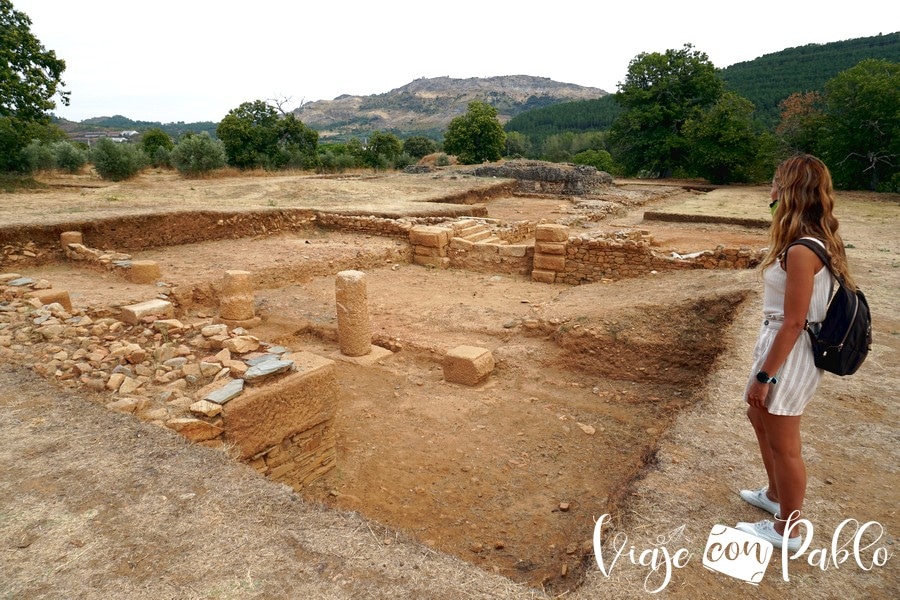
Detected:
[91,138,146,181]
[170,132,226,176]
[572,149,615,173]
[363,131,402,169]
[609,44,724,177]
[141,128,174,167]
[217,100,318,170]
[274,112,319,170]
[684,91,762,184]
[217,100,280,169]
[402,136,437,159]
[443,101,506,164]
[1,1,70,171]
[821,59,899,190]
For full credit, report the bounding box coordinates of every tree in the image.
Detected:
[363,131,402,169]
[141,128,174,167]
[609,44,724,177]
[217,100,280,169]
[216,100,318,170]
[402,136,437,159]
[775,92,827,156]
[821,59,899,191]
[91,138,146,181]
[684,91,763,184]
[170,132,226,176]
[0,0,69,171]
[443,101,506,164]
[572,149,615,174]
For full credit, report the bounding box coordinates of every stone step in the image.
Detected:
[455,223,490,237]
[463,230,494,242]
[475,236,505,245]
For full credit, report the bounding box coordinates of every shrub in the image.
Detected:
[52,141,89,173]
[21,140,55,172]
[91,138,146,180]
[170,132,226,176]
[572,149,614,173]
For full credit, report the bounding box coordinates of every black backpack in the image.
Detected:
[788,239,872,376]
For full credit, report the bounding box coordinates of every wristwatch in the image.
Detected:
[756,371,778,385]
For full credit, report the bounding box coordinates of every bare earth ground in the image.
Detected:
[0,170,897,599]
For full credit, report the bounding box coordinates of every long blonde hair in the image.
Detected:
[759,154,856,289]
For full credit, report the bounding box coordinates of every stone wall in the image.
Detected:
[315,214,415,238]
[225,352,338,491]
[528,225,762,284]
[561,233,762,285]
[471,160,613,195]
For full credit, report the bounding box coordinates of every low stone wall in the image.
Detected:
[561,234,762,284]
[530,225,763,284]
[315,213,415,238]
[0,209,318,256]
[471,160,613,195]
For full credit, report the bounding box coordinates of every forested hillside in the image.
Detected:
[506,32,900,142]
[722,32,900,125]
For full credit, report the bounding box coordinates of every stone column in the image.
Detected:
[219,270,256,322]
[335,270,371,357]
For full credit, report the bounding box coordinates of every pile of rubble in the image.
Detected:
[1,273,296,444]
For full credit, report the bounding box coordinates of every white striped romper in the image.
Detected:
[744,237,835,416]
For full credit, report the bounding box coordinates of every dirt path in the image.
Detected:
[1,174,897,598]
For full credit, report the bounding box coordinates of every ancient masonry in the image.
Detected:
[1,265,338,492]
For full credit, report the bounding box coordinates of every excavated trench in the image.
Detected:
[1,208,753,595]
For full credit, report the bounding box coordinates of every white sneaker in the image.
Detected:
[735,519,802,552]
[740,486,780,517]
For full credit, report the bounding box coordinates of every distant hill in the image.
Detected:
[293,75,609,141]
[55,115,219,142]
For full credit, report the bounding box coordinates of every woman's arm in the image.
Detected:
[746,244,823,408]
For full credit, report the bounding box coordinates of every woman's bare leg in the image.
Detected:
[747,406,780,504]
[761,412,805,537]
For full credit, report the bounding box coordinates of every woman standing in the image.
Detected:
[736,154,856,550]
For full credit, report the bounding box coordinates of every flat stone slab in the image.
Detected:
[204,378,245,405]
[243,359,294,383]
[245,353,281,367]
[7,278,34,287]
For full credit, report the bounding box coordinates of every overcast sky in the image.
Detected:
[13,0,895,124]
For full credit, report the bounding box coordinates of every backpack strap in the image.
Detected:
[786,238,839,333]
[786,238,837,280]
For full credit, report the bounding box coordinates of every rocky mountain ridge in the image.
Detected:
[294,75,608,140]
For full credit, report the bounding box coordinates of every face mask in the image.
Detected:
[769,200,778,216]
